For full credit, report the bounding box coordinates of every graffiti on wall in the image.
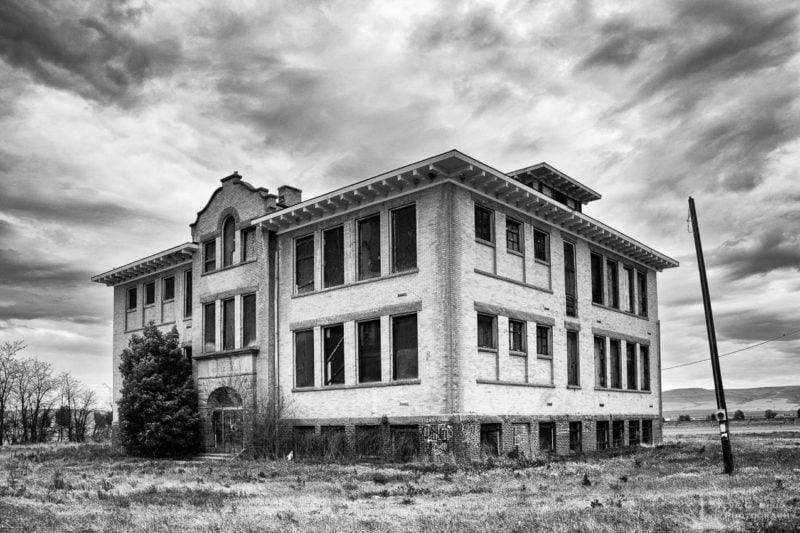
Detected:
[422,423,453,457]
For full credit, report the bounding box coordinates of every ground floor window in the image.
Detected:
[596,421,609,450]
[355,425,382,458]
[642,420,653,444]
[539,422,555,452]
[629,420,640,446]
[569,422,582,452]
[293,426,317,457]
[480,424,501,457]
[321,426,347,457]
[390,425,418,462]
[612,421,624,447]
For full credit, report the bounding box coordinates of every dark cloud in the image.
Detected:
[414,5,507,50]
[0,0,180,106]
[716,307,800,343]
[0,248,92,286]
[578,18,664,70]
[709,226,800,280]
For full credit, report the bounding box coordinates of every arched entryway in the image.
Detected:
[207,387,244,453]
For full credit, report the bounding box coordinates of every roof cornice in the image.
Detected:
[91,242,197,286]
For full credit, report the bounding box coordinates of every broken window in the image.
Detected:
[533,229,549,262]
[293,426,317,457]
[640,346,650,391]
[358,214,381,280]
[539,422,555,452]
[612,421,624,447]
[392,204,417,272]
[609,339,621,388]
[358,319,381,383]
[596,421,609,450]
[204,239,216,273]
[145,282,155,306]
[294,330,314,388]
[183,270,192,318]
[222,216,236,267]
[624,266,635,312]
[241,226,256,262]
[323,226,344,288]
[203,302,215,352]
[392,314,418,380]
[594,336,607,388]
[322,425,347,457]
[509,319,526,354]
[474,205,493,242]
[295,234,315,293]
[536,325,551,357]
[324,324,345,386]
[242,293,256,347]
[567,330,579,386]
[629,420,640,446]
[564,241,577,317]
[642,420,653,444]
[506,218,521,253]
[355,425,382,458]
[390,425,418,462]
[591,252,604,305]
[162,276,175,301]
[222,298,235,350]
[606,259,619,308]
[626,342,637,390]
[477,313,496,350]
[569,422,582,452]
[637,270,648,317]
[480,424,501,457]
[126,287,137,310]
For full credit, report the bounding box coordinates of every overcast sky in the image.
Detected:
[1,0,798,401]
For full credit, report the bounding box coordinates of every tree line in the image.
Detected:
[0,341,111,445]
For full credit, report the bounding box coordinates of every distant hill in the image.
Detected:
[663,386,800,419]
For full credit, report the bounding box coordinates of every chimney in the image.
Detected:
[278,185,302,207]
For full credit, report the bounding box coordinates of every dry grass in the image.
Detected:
[1,434,799,532]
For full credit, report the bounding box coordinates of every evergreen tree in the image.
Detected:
[118,324,199,457]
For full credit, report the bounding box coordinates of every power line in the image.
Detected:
[662,328,800,371]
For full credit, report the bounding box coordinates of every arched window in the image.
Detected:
[222,216,236,267]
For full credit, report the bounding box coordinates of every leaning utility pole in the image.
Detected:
[688,197,735,474]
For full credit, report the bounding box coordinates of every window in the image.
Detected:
[392,314,418,380]
[569,422,582,452]
[567,330,579,386]
[294,330,314,388]
[564,242,577,317]
[640,346,651,391]
[606,259,619,308]
[145,282,155,305]
[358,215,381,280]
[612,421,624,447]
[506,219,521,253]
[480,424,500,457]
[323,324,345,386]
[203,302,215,352]
[509,319,526,354]
[222,216,236,267]
[162,276,175,301]
[629,420,640,446]
[533,229,548,262]
[183,271,192,318]
[126,287,137,310]
[610,339,621,388]
[626,342,637,390]
[222,298,235,350]
[323,226,344,288]
[596,421,609,450]
[474,205,493,242]
[477,314,496,350]
[355,425,382,457]
[242,294,256,347]
[637,270,648,317]
[536,325,551,357]
[391,425,419,462]
[183,346,192,361]
[204,240,216,273]
[539,422,555,452]
[392,205,417,272]
[241,226,256,262]
[624,266,635,312]
[358,319,381,383]
[295,235,315,293]
[591,253,603,305]
[642,420,653,444]
[594,336,607,388]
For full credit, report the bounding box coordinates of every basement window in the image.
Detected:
[241,226,256,262]
[126,287,137,310]
[204,239,216,273]
[640,346,651,391]
[509,319,526,354]
[569,422,582,452]
[629,420,640,446]
[626,342,637,390]
[222,298,235,351]
[642,420,653,444]
[323,226,344,288]
[391,204,417,272]
[474,205,493,243]
[203,302,215,352]
[480,424,501,457]
[609,339,622,389]
[612,421,624,447]
[594,336,607,388]
[145,282,155,306]
[506,218,522,253]
[355,425,382,458]
[294,330,314,388]
[596,421,609,450]
[606,259,619,309]
[358,319,381,383]
[242,293,256,347]
[591,253,603,305]
[567,330,579,386]
[477,314,497,350]
[391,425,419,462]
[324,324,345,386]
[358,214,381,280]
[539,422,555,452]
[533,229,549,262]
[295,234,315,293]
[392,313,418,380]
[536,325,551,357]
[162,276,175,302]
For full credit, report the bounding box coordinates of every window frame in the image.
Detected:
[637,270,648,317]
[357,213,381,281]
[606,258,619,309]
[609,339,622,389]
[322,225,345,288]
[323,324,345,386]
[357,318,382,384]
[392,313,418,381]
[203,302,215,353]
[126,287,137,311]
[474,205,494,244]
[162,276,175,302]
[241,226,257,262]
[533,229,549,263]
[295,233,315,294]
[294,329,315,388]
[640,345,651,391]
[563,241,577,317]
[183,270,192,318]
[222,216,236,268]
[567,330,580,387]
[222,297,235,351]
[596,420,609,451]
[626,342,637,390]
[508,319,526,355]
[595,336,607,388]
[476,313,497,351]
[624,265,635,313]
[536,325,551,358]
[505,218,522,254]
[203,239,216,273]
[539,422,556,452]
[391,203,417,273]
[591,252,604,305]
[242,293,256,347]
[569,421,582,452]
[144,282,155,306]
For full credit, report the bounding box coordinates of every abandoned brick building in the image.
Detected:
[92,149,678,460]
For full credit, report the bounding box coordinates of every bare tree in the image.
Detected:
[59,372,81,442]
[27,359,57,442]
[0,341,25,446]
[73,388,96,442]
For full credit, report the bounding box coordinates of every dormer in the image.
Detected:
[508,162,601,212]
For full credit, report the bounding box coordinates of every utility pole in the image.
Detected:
[688,197,735,474]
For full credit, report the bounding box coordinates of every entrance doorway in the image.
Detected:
[207,387,243,453]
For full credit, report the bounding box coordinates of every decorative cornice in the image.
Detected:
[90,243,197,286]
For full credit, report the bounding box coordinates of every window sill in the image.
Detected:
[534,258,550,266]
[475,238,495,248]
[193,347,259,360]
[200,259,258,278]
[509,351,527,358]
[476,379,555,388]
[162,299,175,304]
[478,347,498,353]
[591,302,650,321]
[567,385,581,390]
[594,387,651,395]
[474,269,553,294]
[291,379,421,392]
[507,249,524,258]
[536,354,552,360]
[291,268,419,299]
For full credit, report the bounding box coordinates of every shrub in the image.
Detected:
[733,410,745,420]
[765,409,777,420]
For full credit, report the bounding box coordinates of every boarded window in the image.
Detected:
[591,253,604,304]
[539,422,555,452]
[564,242,577,317]
[536,325,550,356]
[391,425,418,462]
[474,205,493,242]
[145,282,155,305]
[358,215,381,280]
[612,421,624,447]
[392,314,418,380]
[533,229,548,262]
[203,302,215,352]
[609,339,621,388]
[606,259,619,308]
[567,330,579,386]
[294,330,314,388]
[293,426,317,456]
[392,205,417,272]
[596,421,609,450]
[204,240,216,273]
[480,424,501,457]
[477,314,496,349]
[355,425,382,457]
[626,342,637,390]
[629,420,640,446]
[642,420,653,444]
[324,325,345,386]
[127,287,137,310]
[595,336,607,388]
[323,226,344,288]
[569,422,582,452]
[241,226,256,262]
[625,266,635,312]
[222,298,235,350]
[509,319,526,353]
[295,235,315,293]
[322,426,347,457]
[640,346,650,391]
[242,294,256,347]
[222,216,236,267]
[162,276,175,301]
[358,319,381,383]
[506,219,521,253]
[183,271,192,318]
[637,270,648,317]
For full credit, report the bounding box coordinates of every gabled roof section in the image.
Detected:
[190,172,275,229]
[91,242,197,286]
[508,162,601,204]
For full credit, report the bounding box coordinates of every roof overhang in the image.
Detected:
[253,150,678,271]
[91,242,197,286]
[508,162,602,204]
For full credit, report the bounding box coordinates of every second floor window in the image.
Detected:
[162,276,175,301]
[474,205,493,242]
[637,270,648,317]
[324,324,345,385]
[242,294,256,347]
[203,302,215,352]
[626,342,637,390]
[509,319,525,353]
[567,330,579,386]
[358,319,381,383]
[477,314,496,350]
[183,271,192,318]
[295,235,314,293]
[606,259,619,308]
[222,298,235,350]
[609,339,621,388]
[595,336,607,388]
[323,226,344,288]
[145,282,155,306]
[391,205,417,272]
[591,253,603,305]
[564,242,577,317]
[640,346,651,391]
[126,287,137,310]
[506,219,521,253]
[393,314,418,380]
[204,240,216,273]
[533,229,548,262]
[241,226,256,262]
[536,325,550,356]
[294,330,314,388]
[222,216,236,267]
[358,215,381,280]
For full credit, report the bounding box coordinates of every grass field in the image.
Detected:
[1,434,799,532]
